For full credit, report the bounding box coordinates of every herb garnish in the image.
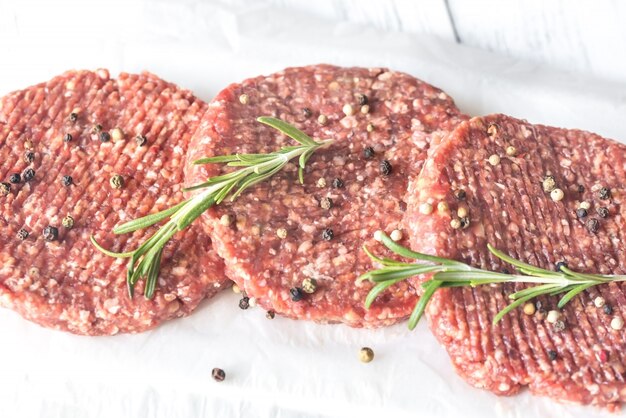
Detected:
[360,232,626,330]
[92,117,333,299]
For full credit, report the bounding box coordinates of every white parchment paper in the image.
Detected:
[1,1,626,417]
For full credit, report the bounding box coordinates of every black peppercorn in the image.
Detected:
[547,350,557,361]
[597,207,609,218]
[135,135,147,146]
[238,296,250,310]
[24,151,35,163]
[302,107,312,118]
[22,168,35,182]
[576,208,588,218]
[17,229,29,240]
[380,160,392,176]
[598,187,611,200]
[577,184,585,193]
[92,124,103,133]
[266,310,275,319]
[9,173,21,184]
[63,133,73,142]
[459,217,470,229]
[211,368,225,382]
[332,178,344,188]
[100,131,111,142]
[69,112,78,122]
[555,261,568,272]
[62,175,73,186]
[43,226,59,242]
[290,287,303,302]
[604,304,613,315]
[356,93,368,106]
[454,189,467,200]
[586,218,600,234]
[0,182,10,196]
[363,146,375,160]
[322,228,334,241]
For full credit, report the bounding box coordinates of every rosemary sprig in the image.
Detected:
[91,117,333,299]
[360,232,626,330]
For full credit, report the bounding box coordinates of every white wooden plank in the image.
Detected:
[267,0,457,41]
[447,0,626,82]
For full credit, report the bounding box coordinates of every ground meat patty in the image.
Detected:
[404,114,626,409]
[0,69,227,335]
[185,65,466,327]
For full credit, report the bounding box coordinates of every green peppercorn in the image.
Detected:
[0,182,10,196]
[110,174,124,189]
[62,215,75,229]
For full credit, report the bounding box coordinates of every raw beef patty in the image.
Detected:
[0,70,226,335]
[185,64,465,327]
[404,114,626,409]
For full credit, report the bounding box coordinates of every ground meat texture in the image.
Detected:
[404,114,626,410]
[0,70,227,335]
[185,65,466,327]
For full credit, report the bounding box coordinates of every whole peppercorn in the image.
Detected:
[266,310,275,319]
[555,261,568,272]
[597,207,609,218]
[100,131,111,142]
[577,184,585,193]
[62,215,75,229]
[598,187,611,200]
[302,107,312,118]
[22,168,35,182]
[0,182,10,196]
[290,287,303,302]
[322,228,334,241]
[586,218,600,234]
[135,135,147,146]
[332,178,344,188]
[363,146,375,160]
[110,174,124,189]
[17,229,29,240]
[92,124,103,134]
[454,189,466,200]
[24,151,35,163]
[356,93,368,106]
[542,175,556,193]
[604,304,613,315]
[359,347,374,363]
[63,133,73,142]
[547,350,558,361]
[9,173,21,184]
[43,226,59,242]
[320,197,333,210]
[211,368,226,382]
[379,160,392,176]
[459,217,471,229]
[62,175,73,186]
[238,296,250,310]
[69,112,78,122]
[576,208,588,218]
[301,278,317,294]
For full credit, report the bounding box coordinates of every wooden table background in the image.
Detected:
[269,0,626,83]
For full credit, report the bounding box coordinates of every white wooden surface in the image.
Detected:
[263,0,626,83]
